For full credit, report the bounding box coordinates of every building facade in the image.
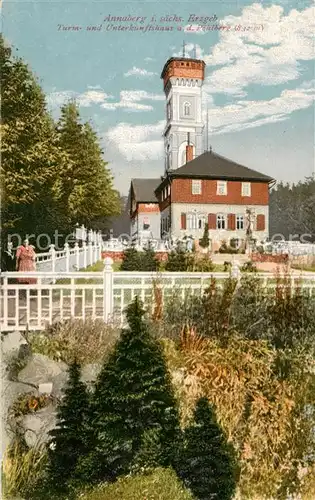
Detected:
[129,54,274,247]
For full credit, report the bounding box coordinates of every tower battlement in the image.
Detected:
[161,57,206,88]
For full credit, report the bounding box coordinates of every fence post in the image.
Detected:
[65,243,70,273]
[88,241,93,267]
[49,244,56,284]
[82,241,87,269]
[49,244,55,273]
[74,242,80,270]
[98,241,102,261]
[103,257,114,323]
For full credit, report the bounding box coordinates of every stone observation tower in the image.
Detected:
[160,48,206,173]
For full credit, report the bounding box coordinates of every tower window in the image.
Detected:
[184,101,191,116]
[167,100,172,120]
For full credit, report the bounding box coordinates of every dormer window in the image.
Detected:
[184,101,191,116]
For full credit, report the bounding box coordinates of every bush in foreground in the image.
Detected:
[46,360,90,494]
[29,318,119,364]
[178,397,238,500]
[78,467,194,500]
[77,297,181,484]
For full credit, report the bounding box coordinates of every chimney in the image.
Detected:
[186,145,193,163]
[186,132,193,163]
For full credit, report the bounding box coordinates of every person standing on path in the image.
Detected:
[16,239,36,284]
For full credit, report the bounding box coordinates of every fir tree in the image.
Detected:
[199,223,210,249]
[46,359,90,493]
[57,102,120,229]
[178,397,238,500]
[0,35,72,247]
[165,245,193,272]
[141,244,159,271]
[78,297,181,484]
[120,246,141,270]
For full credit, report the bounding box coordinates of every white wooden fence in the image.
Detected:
[36,242,102,272]
[1,259,315,332]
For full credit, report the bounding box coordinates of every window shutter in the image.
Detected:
[257,214,265,231]
[181,213,186,230]
[228,214,236,230]
[208,213,216,230]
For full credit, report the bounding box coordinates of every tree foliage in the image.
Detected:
[56,102,120,229]
[0,35,72,246]
[46,360,90,494]
[269,177,315,241]
[0,35,120,251]
[178,397,238,500]
[199,223,210,249]
[77,297,181,485]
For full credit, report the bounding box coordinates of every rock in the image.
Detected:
[1,331,28,357]
[21,405,57,448]
[18,354,68,386]
[1,379,35,456]
[51,371,69,399]
[81,363,101,387]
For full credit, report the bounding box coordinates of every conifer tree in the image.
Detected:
[120,246,141,270]
[178,397,238,500]
[141,243,159,271]
[199,223,210,249]
[46,359,90,493]
[78,297,181,484]
[0,35,72,247]
[57,102,120,229]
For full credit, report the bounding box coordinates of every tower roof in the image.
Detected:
[160,57,206,79]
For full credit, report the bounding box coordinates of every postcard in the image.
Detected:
[1,0,315,498]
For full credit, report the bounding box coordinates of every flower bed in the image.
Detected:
[251,253,289,263]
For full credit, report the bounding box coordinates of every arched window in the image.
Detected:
[184,101,191,116]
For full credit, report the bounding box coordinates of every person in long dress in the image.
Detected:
[1,242,16,271]
[16,239,36,284]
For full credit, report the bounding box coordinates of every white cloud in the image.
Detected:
[105,80,314,162]
[100,90,164,112]
[124,66,157,77]
[144,57,155,62]
[46,89,112,108]
[207,82,315,135]
[202,3,315,96]
[77,90,113,107]
[105,121,164,161]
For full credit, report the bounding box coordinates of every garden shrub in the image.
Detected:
[120,246,142,271]
[29,318,120,364]
[46,360,90,495]
[163,333,315,499]
[178,397,238,500]
[241,261,257,273]
[76,297,181,485]
[199,223,210,249]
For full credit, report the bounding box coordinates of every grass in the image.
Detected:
[2,440,47,500]
[78,468,194,500]
[29,318,120,364]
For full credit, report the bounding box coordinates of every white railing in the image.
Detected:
[1,260,315,332]
[262,241,315,256]
[36,242,103,272]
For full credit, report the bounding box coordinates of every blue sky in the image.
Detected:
[2,0,314,194]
